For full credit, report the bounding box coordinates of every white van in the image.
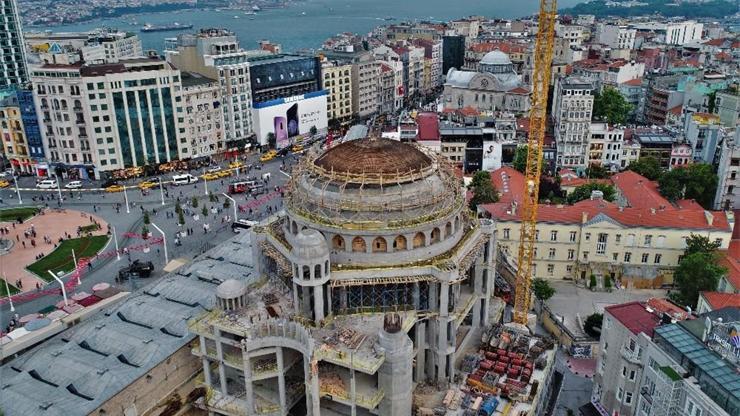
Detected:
[172,174,198,185]
[36,179,58,189]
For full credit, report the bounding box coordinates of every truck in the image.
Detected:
[116,260,155,281]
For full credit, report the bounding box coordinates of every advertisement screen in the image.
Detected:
[253,91,328,148]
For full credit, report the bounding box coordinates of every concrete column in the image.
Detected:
[303,360,313,416]
[415,321,426,382]
[412,282,420,309]
[292,282,299,314]
[214,330,228,394]
[326,286,332,317]
[276,347,286,413]
[202,358,212,387]
[439,283,449,316]
[313,284,325,322]
[243,349,254,415]
[378,314,413,416]
[310,362,321,416]
[302,286,312,317]
[350,351,357,416]
[472,297,482,328]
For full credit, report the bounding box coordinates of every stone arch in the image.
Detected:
[314,264,322,279]
[302,265,310,280]
[324,260,329,275]
[394,235,407,251]
[332,235,345,250]
[413,232,426,249]
[372,237,387,253]
[454,216,460,232]
[351,236,366,253]
[445,221,452,237]
[291,221,298,235]
[431,227,441,244]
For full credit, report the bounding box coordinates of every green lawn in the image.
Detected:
[0,280,19,297]
[27,235,109,281]
[0,207,40,223]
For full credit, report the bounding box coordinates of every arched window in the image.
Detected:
[332,235,345,250]
[445,222,452,237]
[431,227,441,243]
[291,221,298,235]
[372,237,387,253]
[394,235,407,251]
[413,232,426,248]
[325,260,329,275]
[314,264,322,279]
[454,216,460,232]
[352,237,366,253]
[302,265,310,280]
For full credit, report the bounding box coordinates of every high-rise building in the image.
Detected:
[166,29,263,147]
[353,59,380,119]
[552,76,595,169]
[442,35,465,76]
[596,24,637,50]
[714,129,740,210]
[0,0,29,87]
[321,60,353,123]
[684,112,722,164]
[0,87,43,174]
[179,71,224,159]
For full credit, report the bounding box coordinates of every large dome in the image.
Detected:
[314,138,432,175]
[480,50,512,66]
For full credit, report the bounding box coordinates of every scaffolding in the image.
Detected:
[330,277,432,315]
[285,144,466,229]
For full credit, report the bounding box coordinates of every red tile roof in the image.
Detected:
[719,245,740,291]
[703,38,727,46]
[459,106,480,116]
[561,176,611,188]
[621,78,643,86]
[700,292,740,311]
[668,105,683,116]
[611,171,672,210]
[646,298,690,321]
[490,166,525,205]
[605,301,661,337]
[508,86,529,94]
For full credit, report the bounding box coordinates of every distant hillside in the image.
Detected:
[561,0,739,19]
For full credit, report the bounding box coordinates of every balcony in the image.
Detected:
[620,346,641,364]
[640,386,653,405]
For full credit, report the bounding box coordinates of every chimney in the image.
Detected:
[590,190,604,200]
[650,208,656,215]
[511,201,517,215]
[582,212,589,224]
[704,211,714,226]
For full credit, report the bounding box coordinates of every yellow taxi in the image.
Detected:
[0,180,9,188]
[105,184,125,193]
[138,180,158,190]
[260,150,277,163]
[216,169,232,178]
[202,172,220,181]
[228,161,245,169]
[291,144,304,153]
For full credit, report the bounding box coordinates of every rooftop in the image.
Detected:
[0,233,258,416]
[700,292,740,311]
[611,171,672,211]
[605,301,661,337]
[314,138,432,175]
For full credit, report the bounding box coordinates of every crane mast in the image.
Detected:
[513,0,558,325]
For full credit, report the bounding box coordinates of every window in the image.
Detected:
[656,235,665,248]
[644,235,652,246]
[654,254,662,264]
[568,249,575,260]
[626,234,635,246]
[640,400,652,415]
[548,248,556,259]
[503,228,510,239]
[628,338,636,351]
[570,231,577,242]
[583,251,589,260]
[597,233,608,254]
[624,252,632,262]
[629,370,636,381]
[625,392,633,405]
[550,230,558,241]
[686,400,702,416]
[547,264,554,276]
[585,233,591,241]
[613,253,618,261]
[641,253,649,263]
[615,234,621,244]
[616,387,623,401]
[535,230,539,240]
[622,366,627,377]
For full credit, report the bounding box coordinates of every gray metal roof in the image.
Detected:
[0,232,257,416]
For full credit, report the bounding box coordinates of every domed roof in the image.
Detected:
[314,138,432,175]
[216,279,247,299]
[480,50,512,66]
[292,228,329,259]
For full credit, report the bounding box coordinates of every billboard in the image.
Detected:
[252,90,328,148]
[482,141,502,171]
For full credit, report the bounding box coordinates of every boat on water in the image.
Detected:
[252,5,261,11]
[140,23,193,33]
[384,16,395,21]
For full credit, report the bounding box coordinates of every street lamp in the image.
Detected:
[3,276,14,312]
[112,225,120,261]
[12,175,21,204]
[55,174,62,201]
[72,249,80,285]
[222,193,237,221]
[158,179,165,206]
[203,175,209,196]
[150,222,168,265]
[47,270,68,306]
[123,185,130,213]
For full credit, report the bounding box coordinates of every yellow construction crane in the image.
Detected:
[513,0,558,325]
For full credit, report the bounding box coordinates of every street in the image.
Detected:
[0,151,296,328]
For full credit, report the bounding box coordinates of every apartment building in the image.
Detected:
[352,59,379,119]
[180,71,224,159]
[377,60,404,114]
[631,21,703,45]
[0,87,43,174]
[26,29,144,64]
[714,129,740,210]
[484,169,734,286]
[588,123,626,171]
[0,0,28,88]
[597,24,637,50]
[684,112,722,164]
[553,76,595,169]
[321,61,353,123]
[714,89,740,127]
[166,29,261,147]
[633,129,677,169]
[555,23,587,48]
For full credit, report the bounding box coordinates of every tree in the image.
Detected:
[707,91,717,114]
[628,156,662,181]
[191,196,198,208]
[177,209,185,226]
[539,175,565,203]
[589,274,597,289]
[567,183,616,204]
[512,145,546,173]
[143,211,150,225]
[593,87,633,125]
[532,278,556,304]
[468,171,499,210]
[584,313,603,338]
[223,199,231,209]
[604,275,612,290]
[266,132,276,149]
[585,163,610,179]
[684,234,722,257]
[141,224,149,239]
[672,252,726,308]
[658,164,718,208]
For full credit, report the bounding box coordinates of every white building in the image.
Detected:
[597,24,637,50]
[631,20,704,45]
[353,59,380,119]
[553,76,595,169]
[555,23,587,47]
[714,129,740,210]
[180,71,224,159]
[26,29,143,64]
[378,60,404,114]
[588,122,625,171]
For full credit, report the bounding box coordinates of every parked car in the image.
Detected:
[105,184,125,193]
[232,219,258,233]
[64,181,83,189]
[36,179,58,189]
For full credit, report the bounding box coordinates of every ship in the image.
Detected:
[140,23,193,33]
